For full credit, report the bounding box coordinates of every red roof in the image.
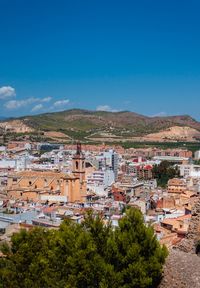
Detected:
[132,157,146,163]
[136,165,152,170]
[43,207,57,214]
[144,165,153,170]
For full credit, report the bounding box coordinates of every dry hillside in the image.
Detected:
[0,120,34,133]
[1,109,200,142]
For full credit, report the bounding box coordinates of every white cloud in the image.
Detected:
[31,104,43,112]
[4,100,25,110]
[4,94,69,113]
[26,96,52,103]
[4,96,53,110]
[4,97,37,110]
[0,86,16,99]
[53,99,70,107]
[96,105,118,112]
[41,96,52,102]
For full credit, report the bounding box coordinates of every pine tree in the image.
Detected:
[0,208,167,288]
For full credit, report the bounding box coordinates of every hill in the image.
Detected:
[1,109,200,142]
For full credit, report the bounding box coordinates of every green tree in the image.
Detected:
[0,208,167,288]
[194,159,200,165]
[152,161,180,188]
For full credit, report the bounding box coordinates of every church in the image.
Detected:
[7,143,87,203]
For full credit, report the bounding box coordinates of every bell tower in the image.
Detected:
[72,142,86,184]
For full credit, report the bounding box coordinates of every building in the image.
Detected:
[97,149,118,180]
[194,150,200,160]
[153,155,189,164]
[125,148,192,158]
[7,171,82,202]
[160,214,191,235]
[178,164,200,178]
[167,178,187,194]
[128,199,146,215]
[7,141,32,150]
[118,181,144,198]
[87,169,114,196]
[126,159,153,180]
[72,142,87,196]
[136,165,153,180]
[112,187,126,202]
[7,143,87,203]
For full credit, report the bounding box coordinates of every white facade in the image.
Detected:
[100,150,118,180]
[40,195,67,202]
[153,156,189,162]
[95,151,118,180]
[0,156,31,171]
[194,150,200,160]
[178,164,200,178]
[87,169,115,196]
[0,146,6,152]
[87,169,114,187]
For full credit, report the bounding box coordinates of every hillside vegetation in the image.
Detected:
[22,109,200,132]
[1,109,200,142]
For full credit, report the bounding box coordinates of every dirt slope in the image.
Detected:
[0,120,34,133]
[142,126,200,142]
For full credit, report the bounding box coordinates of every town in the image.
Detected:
[0,139,199,250]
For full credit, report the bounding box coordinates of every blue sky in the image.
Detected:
[0,0,200,119]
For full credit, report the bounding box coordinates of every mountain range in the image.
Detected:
[1,109,200,142]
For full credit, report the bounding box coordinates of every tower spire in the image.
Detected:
[76,141,82,156]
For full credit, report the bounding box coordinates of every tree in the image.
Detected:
[152,161,180,188]
[0,208,167,288]
[194,159,200,165]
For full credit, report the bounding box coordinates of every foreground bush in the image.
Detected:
[0,208,167,288]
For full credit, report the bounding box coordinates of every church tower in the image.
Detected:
[72,142,86,185]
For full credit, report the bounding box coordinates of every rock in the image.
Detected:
[159,250,200,288]
[175,197,200,253]
[159,198,200,287]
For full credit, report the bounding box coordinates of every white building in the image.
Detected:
[194,150,200,160]
[178,164,200,178]
[0,156,32,171]
[96,149,118,180]
[87,169,115,196]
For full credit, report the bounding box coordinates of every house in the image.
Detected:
[167,178,187,194]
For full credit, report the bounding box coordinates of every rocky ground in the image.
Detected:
[159,198,200,288]
[159,249,200,288]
